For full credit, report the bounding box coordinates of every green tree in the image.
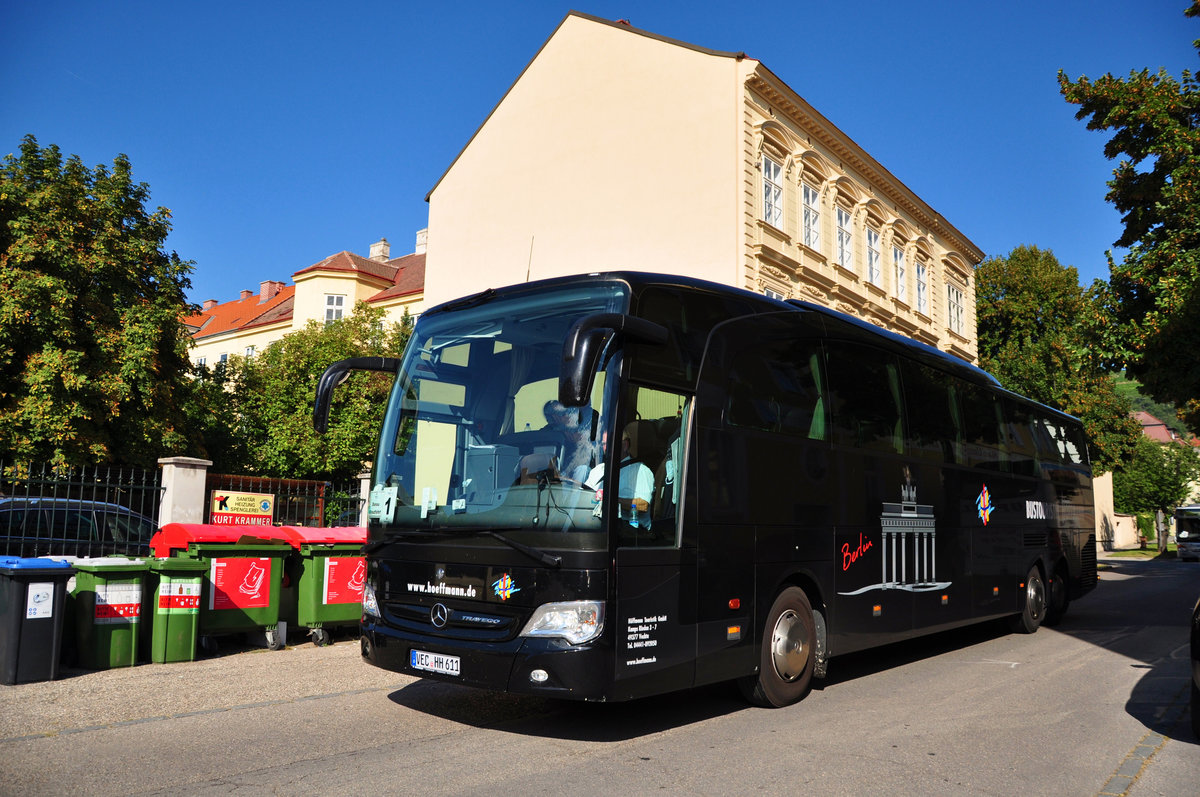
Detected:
[975,245,1141,473]
[225,301,411,480]
[1112,435,1200,548]
[0,136,195,467]
[1059,2,1200,430]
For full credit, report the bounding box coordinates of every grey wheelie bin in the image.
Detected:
[0,557,74,684]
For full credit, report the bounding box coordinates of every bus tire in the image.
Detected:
[740,586,816,707]
[1008,565,1046,634]
[1043,564,1070,627]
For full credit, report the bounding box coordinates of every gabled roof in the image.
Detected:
[186,246,426,343]
[368,252,425,303]
[184,285,296,341]
[1134,410,1179,444]
[293,250,399,285]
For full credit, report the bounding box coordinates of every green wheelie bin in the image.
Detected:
[275,526,365,646]
[150,524,291,651]
[69,557,148,669]
[143,557,209,663]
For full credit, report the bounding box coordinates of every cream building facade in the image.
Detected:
[185,234,426,368]
[424,12,982,362]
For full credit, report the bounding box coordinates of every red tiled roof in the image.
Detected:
[1134,410,1178,444]
[185,247,426,342]
[185,285,296,340]
[369,252,426,303]
[293,251,399,284]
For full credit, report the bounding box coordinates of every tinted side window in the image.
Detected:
[1003,399,1039,477]
[632,286,755,387]
[824,341,904,454]
[900,360,962,464]
[959,383,1008,472]
[725,337,826,440]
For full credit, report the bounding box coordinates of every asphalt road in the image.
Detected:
[2,554,1196,796]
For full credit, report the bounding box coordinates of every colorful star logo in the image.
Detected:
[492,573,520,601]
[976,484,995,526]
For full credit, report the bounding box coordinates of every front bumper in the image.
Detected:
[361,619,613,701]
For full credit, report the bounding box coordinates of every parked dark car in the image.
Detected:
[1192,595,1200,739]
[0,497,156,558]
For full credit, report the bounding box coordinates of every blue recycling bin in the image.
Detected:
[0,557,74,684]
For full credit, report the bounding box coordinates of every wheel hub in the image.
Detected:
[770,609,810,682]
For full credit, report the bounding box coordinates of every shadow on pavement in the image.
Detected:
[390,557,1198,743]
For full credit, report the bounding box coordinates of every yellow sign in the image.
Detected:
[210,491,274,526]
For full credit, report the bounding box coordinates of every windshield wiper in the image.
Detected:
[362,526,562,568]
[484,530,563,569]
[362,528,437,555]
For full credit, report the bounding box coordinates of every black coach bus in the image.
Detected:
[314,272,1096,707]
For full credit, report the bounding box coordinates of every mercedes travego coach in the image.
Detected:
[313,272,1096,707]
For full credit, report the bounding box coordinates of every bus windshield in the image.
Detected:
[367,282,628,543]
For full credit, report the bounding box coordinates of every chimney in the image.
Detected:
[415,228,428,255]
[369,237,390,262]
[202,299,219,311]
[240,289,253,300]
[259,280,284,303]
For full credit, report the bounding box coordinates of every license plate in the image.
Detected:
[410,649,461,676]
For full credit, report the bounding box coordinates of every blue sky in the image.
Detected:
[3,1,1195,305]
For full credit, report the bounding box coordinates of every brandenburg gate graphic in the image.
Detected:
[839,482,953,595]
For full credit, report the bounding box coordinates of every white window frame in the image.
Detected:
[802,182,820,250]
[196,356,206,368]
[762,155,783,229]
[764,287,786,301]
[244,345,255,359]
[916,263,928,315]
[835,206,853,271]
[947,283,965,335]
[866,227,882,286]
[325,294,346,323]
[893,245,907,303]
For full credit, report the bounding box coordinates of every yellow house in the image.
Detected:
[424,12,983,362]
[185,234,426,368]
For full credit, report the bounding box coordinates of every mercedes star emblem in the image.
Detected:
[430,603,449,628]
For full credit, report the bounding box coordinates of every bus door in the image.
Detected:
[610,385,697,700]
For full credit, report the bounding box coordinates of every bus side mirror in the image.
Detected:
[559,313,667,407]
[313,356,402,433]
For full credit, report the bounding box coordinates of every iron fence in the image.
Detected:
[0,460,161,558]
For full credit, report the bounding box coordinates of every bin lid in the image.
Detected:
[150,523,292,558]
[148,556,211,572]
[70,556,147,572]
[269,526,367,549]
[0,556,74,573]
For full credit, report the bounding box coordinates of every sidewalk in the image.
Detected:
[0,636,409,741]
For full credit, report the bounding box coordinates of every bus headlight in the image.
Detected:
[362,582,381,618]
[520,600,604,645]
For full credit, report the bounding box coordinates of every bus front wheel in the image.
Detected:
[740,587,816,708]
[1008,566,1046,634]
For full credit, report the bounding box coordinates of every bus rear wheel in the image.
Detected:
[740,586,816,707]
[1043,565,1070,627]
[1008,565,1046,634]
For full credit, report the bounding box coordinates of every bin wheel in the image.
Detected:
[265,627,284,651]
[311,628,332,647]
[199,636,219,656]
